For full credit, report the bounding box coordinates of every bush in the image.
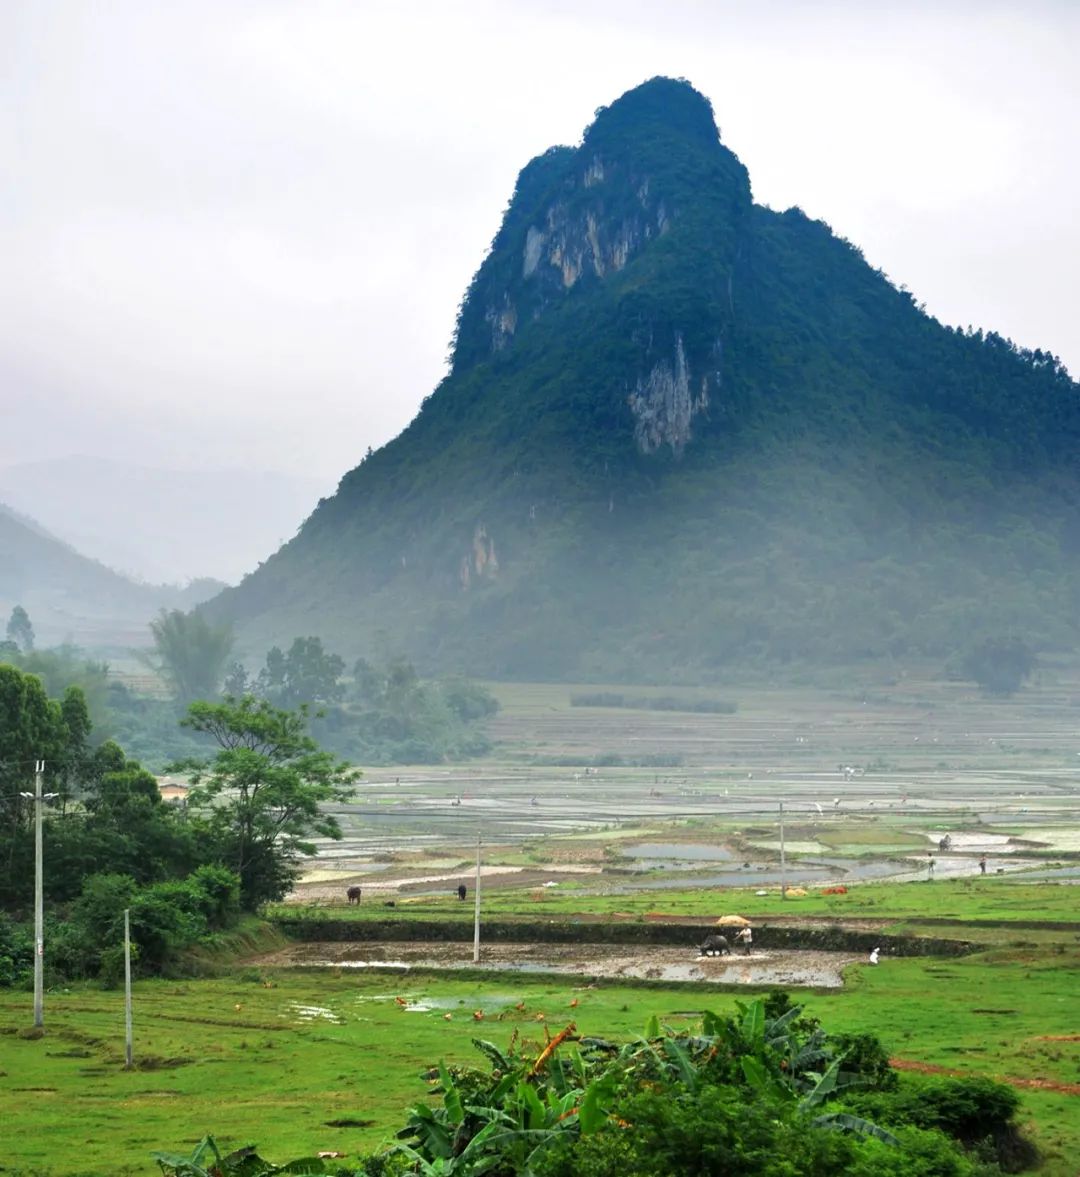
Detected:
[185,865,241,927]
[0,912,32,987]
[833,1031,899,1092]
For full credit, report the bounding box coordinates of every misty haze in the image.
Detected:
[2,6,1079,1175]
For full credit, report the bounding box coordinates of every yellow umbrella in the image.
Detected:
[715,914,752,927]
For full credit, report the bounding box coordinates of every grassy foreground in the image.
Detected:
[2,932,1079,1176]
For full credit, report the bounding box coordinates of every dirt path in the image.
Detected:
[890,1057,1080,1096]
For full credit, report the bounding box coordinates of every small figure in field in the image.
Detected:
[927,854,935,880]
[868,947,880,965]
[457,883,467,901]
[938,834,952,852]
[735,926,753,956]
[346,885,362,905]
[979,855,987,875]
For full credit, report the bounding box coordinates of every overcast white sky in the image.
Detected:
[2,0,1077,486]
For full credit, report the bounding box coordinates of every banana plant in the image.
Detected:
[152,1136,327,1176]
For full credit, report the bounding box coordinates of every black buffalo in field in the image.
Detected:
[346,886,362,905]
[457,884,467,901]
[699,934,731,957]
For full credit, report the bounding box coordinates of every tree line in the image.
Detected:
[0,658,356,986]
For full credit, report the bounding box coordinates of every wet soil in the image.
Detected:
[251,940,862,989]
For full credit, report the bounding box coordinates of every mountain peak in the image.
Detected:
[208,80,1080,684]
[449,76,748,375]
[584,76,721,151]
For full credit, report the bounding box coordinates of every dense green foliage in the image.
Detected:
[226,641,500,765]
[174,696,359,908]
[6,603,34,651]
[205,77,1080,684]
[957,636,1037,696]
[152,996,1033,1176]
[4,630,499,771]
[143,608,235,704]
[0,662,355,983]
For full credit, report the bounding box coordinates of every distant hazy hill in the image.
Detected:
[206,77,1080,681]
[0,503,224,650]
[0,457,329,585]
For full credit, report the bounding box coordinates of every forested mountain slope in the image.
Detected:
[207,78,1080,681]
[0,503,223,649]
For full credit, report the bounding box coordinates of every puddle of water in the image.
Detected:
[925,831,1030,852]
[354,993,522,1012]
[335,961,411,971]
[748,841,829,855]
[285,1002,344,1023]
[290,953,853,988]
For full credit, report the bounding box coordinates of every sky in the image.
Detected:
[3,0,1078,488]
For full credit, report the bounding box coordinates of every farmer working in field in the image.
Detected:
[735,926,752,955]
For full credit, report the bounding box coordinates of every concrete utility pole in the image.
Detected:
[20,761,51,1028]
[472,834,482,964]
[124,909,133,1069]
[779,800,787,900]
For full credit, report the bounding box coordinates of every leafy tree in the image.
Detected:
[222,661,251,697]
[16,645,111,729]
[441,676,500,723]
[142,609,234,704]
[56,865,242,982]
[256,636,345,709]
[960,636,1036,696]
[6,605,34,652]
[57,685,93,811]
[0,663,66,840]
[175,696,360,908]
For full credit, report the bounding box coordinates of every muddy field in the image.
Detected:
[253,939,863,989]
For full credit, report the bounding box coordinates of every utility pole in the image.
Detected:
[20,761,57,1029]
[779,800,787,901]
[124,909,133,1069]
[472,833,482,964]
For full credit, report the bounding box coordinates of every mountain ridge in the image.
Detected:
[0,501,225,650]
[0,455,329,585]
[205,77,1080,681]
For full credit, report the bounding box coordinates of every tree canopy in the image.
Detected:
[176,696,360,907]
[143,608,234,704]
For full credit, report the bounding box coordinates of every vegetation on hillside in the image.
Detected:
[203,77,1080,683]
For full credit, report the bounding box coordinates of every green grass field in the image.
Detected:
[7,672,1080,1176]
[3,931,1079,1175]
[275,875,1080,927]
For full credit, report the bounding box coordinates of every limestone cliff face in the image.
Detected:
[450,77,751,403]
[459,523,498,590]
[628,333,714,456]
[477,152,673,354]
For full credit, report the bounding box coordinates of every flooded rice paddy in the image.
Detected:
[259,941,863,990]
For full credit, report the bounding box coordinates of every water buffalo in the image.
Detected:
[457,884,467,901]
[346,886,362,905]
[699,934,730,957]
